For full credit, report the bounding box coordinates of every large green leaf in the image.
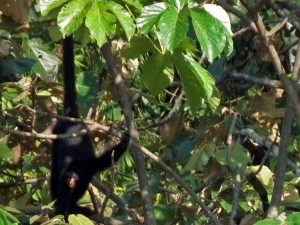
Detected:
[39,0,69,16]
[190,8,227,62]
[202,4,233,57]
[85,2,110,47]
[137,2,167,34]
[158,5,189,52]
[57,0,89,36]
[140,53,173,95]
[108,2,135,40]
[173,52,219,112]
[203,4,232,34]
[122,36,156,59]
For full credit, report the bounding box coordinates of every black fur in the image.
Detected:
[50,36,129,218]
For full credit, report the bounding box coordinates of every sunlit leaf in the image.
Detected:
[39,0,69,16]
[108,2,135,40]
[85,2,108,47]
[158,5,189,52]
[57,0,89,36]
[68,214,94,225]
[190,8,227,62]
[137,2,167,34]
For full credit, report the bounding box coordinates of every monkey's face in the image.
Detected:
[67,172,79,189]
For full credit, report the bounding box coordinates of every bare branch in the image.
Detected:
[267,40,300,218]
[101,42,155,225]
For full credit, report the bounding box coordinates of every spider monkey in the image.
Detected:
[50,36,130,218]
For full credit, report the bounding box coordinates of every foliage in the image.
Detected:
[0,0,300,224]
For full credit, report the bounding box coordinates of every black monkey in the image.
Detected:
[50,36,130,217]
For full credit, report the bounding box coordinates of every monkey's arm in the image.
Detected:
[68,133,130,175]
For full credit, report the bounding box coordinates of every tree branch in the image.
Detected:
[267,40,300,218]
[101,41,156,225]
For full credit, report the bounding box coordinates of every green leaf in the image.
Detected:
[190,8,227,62]
[36,90,51,97]
[0,207,20,224]
[39,0,69,16]
[28,39,60,82]
[120,0,143,10]
[231,144,251,166]
[108,2,135,40]
[202,4,234,57]
[85,2,107,47]
[57,0,89,36]
[122,36,156,59]
[103,101,123,122]
[140,53,173,95]
[215,144,250,167]
[209,86,221,111]
[171,0,188,10]
[68,214,94,225]
[158,5,189,52]
[137,2,167,34]
[173,52,219,112]
[0,144,12,159]
[185,55,214,97]
[253,219,280,225]
[85,2,115,47]
[224,31,234,56]
[287,212,300,225]
[220,199,232,214]
[203,4,232,34]
[185,143,215,171]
